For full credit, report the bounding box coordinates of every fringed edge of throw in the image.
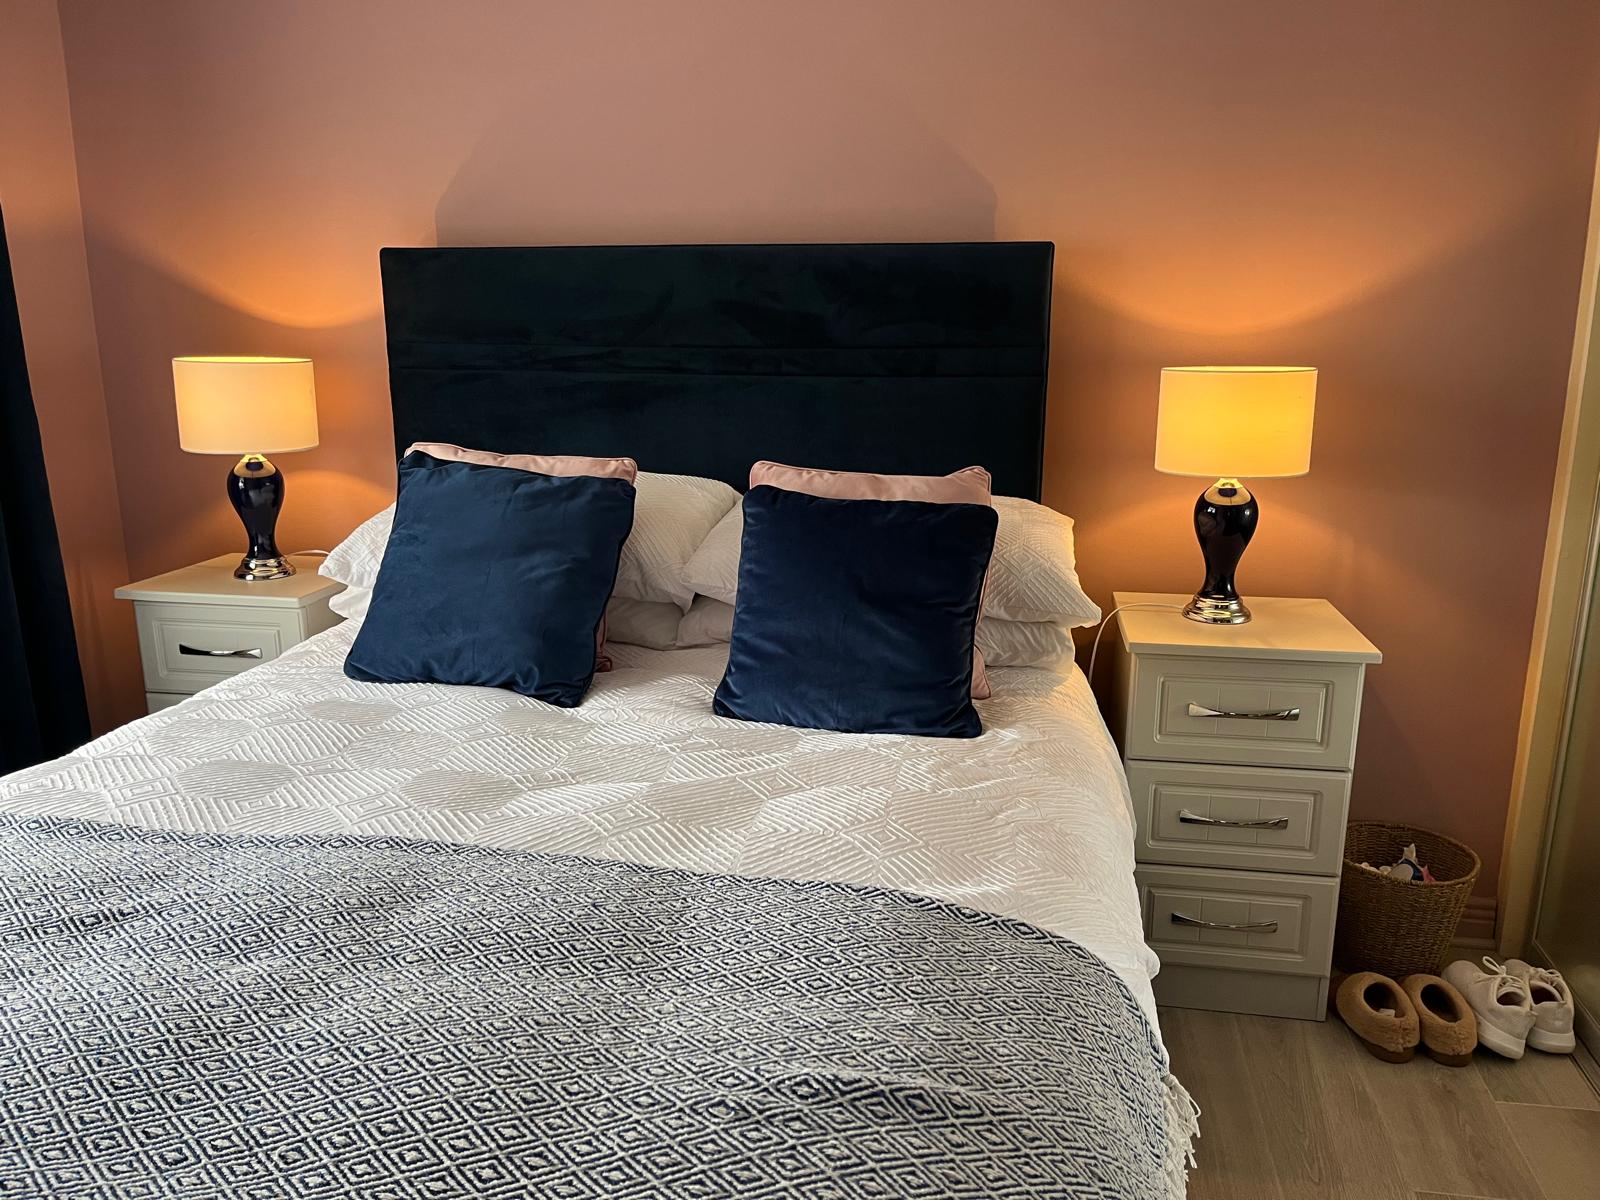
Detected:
[1161,1071,1201,1199]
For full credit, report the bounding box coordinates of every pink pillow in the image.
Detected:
[748,462,995,699]
[408,443,638,669]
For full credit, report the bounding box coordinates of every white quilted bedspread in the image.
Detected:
[0,621,1162,1029]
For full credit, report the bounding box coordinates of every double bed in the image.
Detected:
[0,242,1194,1198]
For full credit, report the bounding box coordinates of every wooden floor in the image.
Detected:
[1162,1006,1600,1200]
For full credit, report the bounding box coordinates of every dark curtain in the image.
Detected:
[0,205,91,772]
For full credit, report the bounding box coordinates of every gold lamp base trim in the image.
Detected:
[1183,594,1251,625]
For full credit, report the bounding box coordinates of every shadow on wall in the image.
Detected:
[81,235,396,580]
[434,53,997,245]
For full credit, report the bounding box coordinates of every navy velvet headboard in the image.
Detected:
[380,242,1054,499]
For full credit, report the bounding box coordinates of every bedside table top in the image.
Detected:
[1113,591,1381,664]
[115,554,343,609]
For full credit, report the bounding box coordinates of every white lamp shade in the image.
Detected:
[173,356,319,454]
[1155,366,1316,478]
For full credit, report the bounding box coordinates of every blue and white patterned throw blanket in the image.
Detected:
[0,814,1193,1199]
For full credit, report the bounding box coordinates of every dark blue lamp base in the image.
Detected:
[227,454,294,581]
[1184,477,1258,624]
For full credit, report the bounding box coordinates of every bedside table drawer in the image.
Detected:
[135,603,303,694]
[1129,761,1350,875]
[1126,654,1365,770]
[1136,864,1337,977]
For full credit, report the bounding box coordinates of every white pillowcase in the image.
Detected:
[677,595,734,646]
[605,595,734,650]
[601,597,684,650]
[320,504,394,609]
[983,496,1100,625]
[328,583,373,622]
[976,618,1078,671]
[320,470,740,617]
[681,494,1102,627]
[612,472,739,610]
[681,504,743,605]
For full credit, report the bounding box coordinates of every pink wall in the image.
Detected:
[45,0,1600,894]
[0,0,141,732]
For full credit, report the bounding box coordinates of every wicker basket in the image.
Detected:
[1333,821,1481,979]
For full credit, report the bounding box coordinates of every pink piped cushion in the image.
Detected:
[408,442,637,483]
[749,461,991,504]
[407,442,638,668]
[748,462,996,699]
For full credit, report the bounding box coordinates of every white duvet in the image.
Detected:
[0,620,1162,1033]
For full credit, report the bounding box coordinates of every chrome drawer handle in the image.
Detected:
[1186,702,1300,722]
[1171,912,1279,934]
[178,643,263,659]
[1177,808,1290,830]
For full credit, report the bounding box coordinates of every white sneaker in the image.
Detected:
[1505,959,1576,1054]
[1442,956,1536,1059]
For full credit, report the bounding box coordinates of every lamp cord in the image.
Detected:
[1085,602,1188,686]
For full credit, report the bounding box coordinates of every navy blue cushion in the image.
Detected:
[713,486,997,737]
[344,452,635,707]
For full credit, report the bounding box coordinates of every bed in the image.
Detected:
[0,242,1194,1198]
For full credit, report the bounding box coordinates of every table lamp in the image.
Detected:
[173,356,318,581]
[1155,366,1316,624]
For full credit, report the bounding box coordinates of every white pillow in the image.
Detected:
[976,618,1078,671]
[612,472,739,611]
[329,583,372,622]
[681,494,1102,627]
[321,503,394,592]
[605,595,735,650]
[320,470,740,615]
[602,596,684,649]
[680,504,742,605]
[681,504,742,605]
[677,595,734,646]
[983,496,1100,626]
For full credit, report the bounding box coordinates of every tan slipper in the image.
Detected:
[1336,972,1420,1062]
[1401,974,1478,1066]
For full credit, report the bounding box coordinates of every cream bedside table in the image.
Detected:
[115,554,343,714]
[1107,591,1381,1020]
